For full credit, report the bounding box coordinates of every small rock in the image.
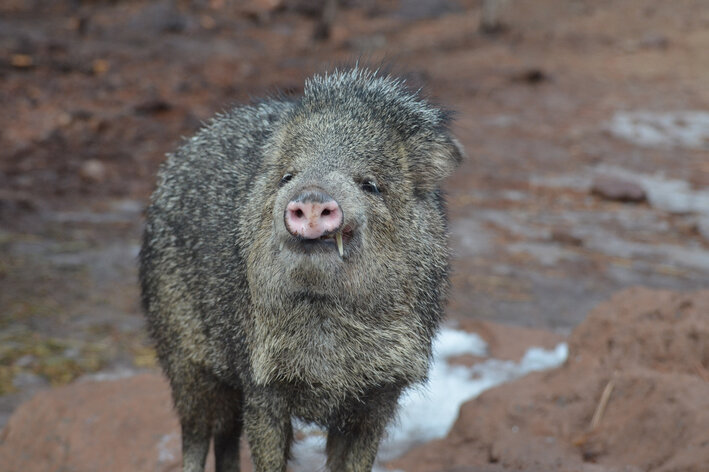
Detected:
[91,59,109,76]
[133,98,172,115]
[639,32,669,49]
[13,354,35,368]
[0,190,38,215]
[240,0,283,17]
[480,0,509,34]
[591,175,646,203]
[126,0,190,35]
[283,0,328,17]
[79,159,107,183]
[10,54,34,68]
[12,372,49,390]
[394,0,462,21]
[512,68,549,85]
[550,228,583,247]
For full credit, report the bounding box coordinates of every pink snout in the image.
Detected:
[284,192,343,239]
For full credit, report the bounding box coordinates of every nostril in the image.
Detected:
[284,192,343,239]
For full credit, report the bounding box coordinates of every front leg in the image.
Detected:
[326,390,400,472]
[181,419,212,472]
[243,389,293,472]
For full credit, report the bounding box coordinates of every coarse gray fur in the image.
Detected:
[139,67,463,472]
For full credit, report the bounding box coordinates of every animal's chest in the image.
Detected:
[251,317,366,385]
[248,310,430,405]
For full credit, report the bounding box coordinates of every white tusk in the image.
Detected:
[336,231,344,257]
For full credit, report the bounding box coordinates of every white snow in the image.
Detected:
[529,164,709,216]
[608,110,709,150]
[431,326,488,358]
[289,327,568,471]
[156,432,179,464]
[594,165,709,215]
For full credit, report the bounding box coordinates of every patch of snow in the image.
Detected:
[500,190,529,201]
[608,110,709,150]
[291,432,327,471]
[433,326,488,358]
[450,218,493,257]
[156,432,179,464]
[290,327,568,470]
[78,367,139,383]
[595,165,709,215]
[486,114,520,127]
[644,179,709,215]
[529,174,591,190]
[478,210,551,239]
[520,343,569,371]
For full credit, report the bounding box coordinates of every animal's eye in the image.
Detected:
[279,173,293,187]
[361,180,380,194]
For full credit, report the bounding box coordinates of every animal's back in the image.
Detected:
[139,99,293,381]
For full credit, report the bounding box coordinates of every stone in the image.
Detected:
[591,175,646,203]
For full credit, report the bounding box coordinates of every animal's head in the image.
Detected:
[247,68,463,304]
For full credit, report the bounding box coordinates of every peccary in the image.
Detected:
[139,68,463,472]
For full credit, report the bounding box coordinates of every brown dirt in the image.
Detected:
[389,287,709,472]
[2,0,709,469]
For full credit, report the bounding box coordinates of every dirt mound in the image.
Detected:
[0,372,258,472]
[0,374,182,472]
[390,287,709,472]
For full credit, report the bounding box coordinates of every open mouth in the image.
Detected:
[288,226,355,257]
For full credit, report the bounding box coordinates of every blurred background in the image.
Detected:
[1,0,709,469]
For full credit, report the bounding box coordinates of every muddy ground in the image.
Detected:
[1,0,708,458]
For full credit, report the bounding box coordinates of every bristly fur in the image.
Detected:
[139,66,463,472]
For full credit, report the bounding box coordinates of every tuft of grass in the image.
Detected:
[132,345,158,368]
[0,331,110,393]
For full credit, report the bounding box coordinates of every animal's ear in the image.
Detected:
[411,135,465,192]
